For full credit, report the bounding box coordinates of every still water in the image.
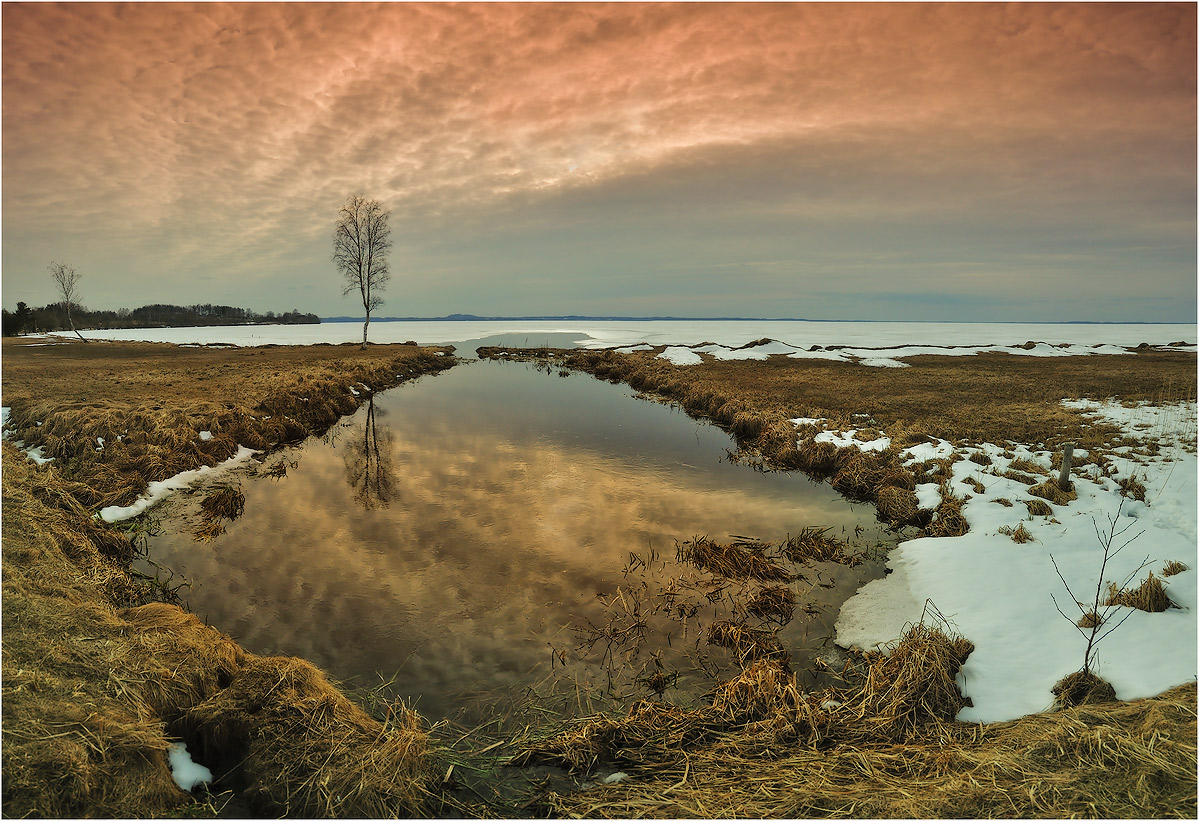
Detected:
[145,359,887,719]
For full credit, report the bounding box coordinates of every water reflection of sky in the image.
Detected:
[148,361,884,719]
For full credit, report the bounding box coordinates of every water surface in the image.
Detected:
[146,360,886,719]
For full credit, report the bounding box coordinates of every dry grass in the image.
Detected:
[1028,479,1078,506]
[1077,610,1103,629]
[1001,469,1040,485]
[2,448,436,817]
[876,486,924,526]
[1163,560,1188,577]
[707,621,790,666]
[1008,457,1049,476]
[522,627,1194,819]
[998,523,1035,544]
[1104,573,1176,612]
[677,536,793,582]
[1025,499,1054,517]
[1118,473,1148,502]
[200,484,245,521]
[962,476,987,494]
[519,345,1194,455]
[746,585,796,625]
[2,338,455,509]
[925,489,970,537]
[520,619,1195,819]
[1,339,456,818]
[781,526,860,565]
[7,338,1196,818]
[1051,670,1117,709]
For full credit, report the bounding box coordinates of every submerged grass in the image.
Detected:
[676,536,793,582]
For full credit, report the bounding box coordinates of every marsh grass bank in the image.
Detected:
[2,338,1195,817]
[2,339,454,817]
[480,345,1197,534]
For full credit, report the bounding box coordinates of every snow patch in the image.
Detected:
[168,742,212,791]
[836,399,1198,722]
[657,346,704,365]
[99,446,260,522]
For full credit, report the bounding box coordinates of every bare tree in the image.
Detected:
[48,261,86,341]
[332,195,392,348]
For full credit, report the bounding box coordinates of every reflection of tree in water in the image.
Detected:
[342,395,397,509]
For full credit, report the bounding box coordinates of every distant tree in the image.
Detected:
[332,195,392,349]
[48,262,86,341]
[13,302,32,335]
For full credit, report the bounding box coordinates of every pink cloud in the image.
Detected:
[2,2,1192,314]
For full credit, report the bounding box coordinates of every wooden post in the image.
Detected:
[1058,442,1074,490]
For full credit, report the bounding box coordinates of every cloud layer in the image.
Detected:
[3,2,1194,320]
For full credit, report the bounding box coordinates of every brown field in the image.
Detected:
[2,337,1195,817]
[492,345,1196,448]
[1,338,455,508]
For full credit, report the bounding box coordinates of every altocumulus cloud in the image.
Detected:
[2,2,1194,320]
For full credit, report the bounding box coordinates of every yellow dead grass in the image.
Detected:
[2,444,436,818]
[2,339,455,509]
[522,625,1195,819]
[1,339,457,817]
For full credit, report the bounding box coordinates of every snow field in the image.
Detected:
[41,319,1197,359]
[830,400,1197,722]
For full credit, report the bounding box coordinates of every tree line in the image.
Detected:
[4,190,391,344]
[2,301,319,337]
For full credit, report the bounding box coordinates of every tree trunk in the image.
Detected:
[66,305,87,342]
[361,312,370,349]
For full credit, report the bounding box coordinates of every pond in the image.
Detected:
[143,359,890,722]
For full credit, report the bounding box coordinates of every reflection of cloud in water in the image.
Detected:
[152,368,880,718]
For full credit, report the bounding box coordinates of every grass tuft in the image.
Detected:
[925,490,970,537]
[1104,573,1176,612]
[781,527,859,565]
[677,537,792,582]
[1118,474,1148,502]
[998,523,1035,543]
[1162,560,1188,577]
[1025,499,1053,517]
[746,585,796,625]
[1029,479,1078,506]
[1052,669,1116,709]
[199,485,245,521]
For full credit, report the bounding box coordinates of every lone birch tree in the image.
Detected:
[48,261,86,341]
[332,195,392,348]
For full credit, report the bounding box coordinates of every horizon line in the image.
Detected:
[319,315,1196,325]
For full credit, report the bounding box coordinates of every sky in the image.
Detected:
[2,2,1195,322]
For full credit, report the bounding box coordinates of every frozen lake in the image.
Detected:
[72,319,1195,360]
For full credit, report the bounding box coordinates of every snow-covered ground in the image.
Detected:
[834,400,1197,722]
[44,319,1198,366]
